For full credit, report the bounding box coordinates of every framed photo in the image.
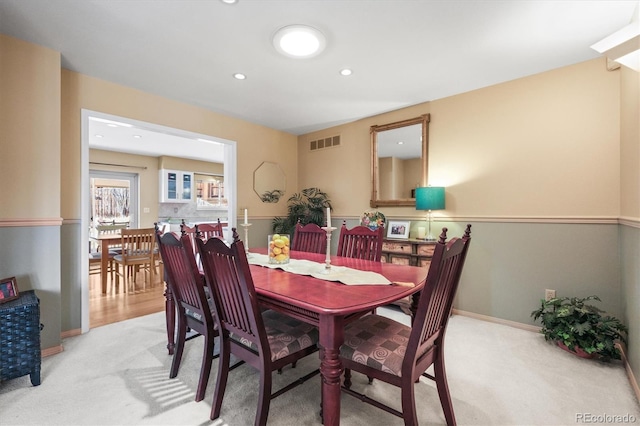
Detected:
[0,276,19,304]
[387,221,410,239]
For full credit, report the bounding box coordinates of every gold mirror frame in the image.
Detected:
[370,113,430,207]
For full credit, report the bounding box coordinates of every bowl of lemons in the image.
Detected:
[268,234,290,264]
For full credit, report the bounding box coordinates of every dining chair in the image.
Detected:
[155,230,219,402]
[291,221,327,254]
[336,221,385,262]
[180,220,198,254]
[197,229,320,426]
[113,227,156,293]
[196,219,224,241]
[339,225,472,426]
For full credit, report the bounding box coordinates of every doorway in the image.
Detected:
[80,109,238,333]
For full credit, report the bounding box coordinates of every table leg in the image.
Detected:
[165,283,176,355]
[101,239,109,294]
[319,315,344,426]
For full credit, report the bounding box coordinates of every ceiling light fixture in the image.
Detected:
[233,73,246,80]
[272,25,326,58]
[220,0,238,4]
[132,134,142,139]
[340,69,352,76]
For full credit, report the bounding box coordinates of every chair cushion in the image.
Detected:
[231,310,319,362]
[340,314,411,377]
[89,251,115,260]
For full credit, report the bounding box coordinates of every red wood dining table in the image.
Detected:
[164,249,428,425]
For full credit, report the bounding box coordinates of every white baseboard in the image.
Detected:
[618,343,640,405]
[452,309,541,333]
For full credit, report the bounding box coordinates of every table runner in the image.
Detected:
[247,253,392,286]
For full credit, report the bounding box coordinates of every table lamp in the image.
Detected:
[415,186,445,241]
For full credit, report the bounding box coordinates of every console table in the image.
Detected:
[381,238,435,313]
[0,290,42,386]
[381,238,436,267]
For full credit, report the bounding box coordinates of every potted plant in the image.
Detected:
[272,187,332,237]
[531,295,627,361]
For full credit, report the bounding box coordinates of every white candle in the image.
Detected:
[326,207,331,227]
[418,227,426,239]
[244,208,248,224]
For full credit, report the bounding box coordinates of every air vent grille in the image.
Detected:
[309,135,340,151]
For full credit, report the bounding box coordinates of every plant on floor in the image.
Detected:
[272,187,332,237]
[530,295,627,361]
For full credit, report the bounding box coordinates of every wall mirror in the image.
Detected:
[371,114,430,207]
[195,173,227,209]
[253,161,285,203]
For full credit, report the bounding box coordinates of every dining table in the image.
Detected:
[164,248,428,425]
[89,231,122,294]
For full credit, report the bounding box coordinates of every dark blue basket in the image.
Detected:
[0,290,42,386]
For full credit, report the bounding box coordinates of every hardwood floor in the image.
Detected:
[89,271,165,329]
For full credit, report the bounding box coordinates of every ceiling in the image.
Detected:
[0,0,637,137]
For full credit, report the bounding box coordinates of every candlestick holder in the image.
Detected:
[321,226,336,273]
[240,223,252,256]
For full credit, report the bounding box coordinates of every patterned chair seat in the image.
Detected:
[231,309,319,362]
[341,314,425,377]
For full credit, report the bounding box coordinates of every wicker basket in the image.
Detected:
[0,290,42,386]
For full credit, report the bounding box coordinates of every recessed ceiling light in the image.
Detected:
[220,0,238,3]
[273,25,326,58]
[340,69,352,76]
[95,134,103,138]
[233,73,246,80]
[397,141,404,145]
[132,134,142,139]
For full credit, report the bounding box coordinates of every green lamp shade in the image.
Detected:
[415,186,445,210]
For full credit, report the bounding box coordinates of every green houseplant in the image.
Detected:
[272,187,332,238]
[531,295,627,361]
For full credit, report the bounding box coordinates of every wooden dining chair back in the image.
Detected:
[156,230,218,402]
[291,221,327,254]
[113,227,156,293]
[196,219,224,241]
[180,220,198,255]
[340,225,472,426]
[336,221,385,261]
[197,229,320,426]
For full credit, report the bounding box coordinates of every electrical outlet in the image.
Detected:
[545,289,556,301]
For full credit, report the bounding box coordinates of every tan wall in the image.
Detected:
[61,70,298,223]
[0,34,61,220]
[299,104,432,218]
[298,59,620,221]
[89,149,161,228]
[0,34,62,351]
[620,67,640,220]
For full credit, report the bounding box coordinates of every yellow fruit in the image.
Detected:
[275,253,287,262]
[281,236,290,246]
[274,239,285,248]
[272,247,282,255]
[282,246,290,254]
[271,234,281,241]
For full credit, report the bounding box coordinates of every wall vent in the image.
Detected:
[309,135,340,151]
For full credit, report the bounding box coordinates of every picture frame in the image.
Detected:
[0,276,19,304]
[387,221,410,239]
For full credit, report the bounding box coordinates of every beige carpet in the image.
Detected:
[1,307,639,425]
